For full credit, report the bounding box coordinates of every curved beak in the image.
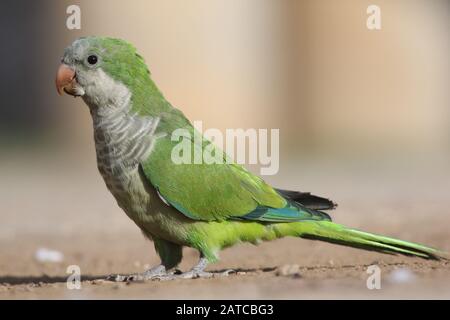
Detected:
[55,64,77,96]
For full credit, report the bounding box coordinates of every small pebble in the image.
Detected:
[34,248,64,263]
[387,268,416,284]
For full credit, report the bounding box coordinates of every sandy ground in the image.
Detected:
[0,155,449,299]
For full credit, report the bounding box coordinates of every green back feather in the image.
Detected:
[141,113,331,222]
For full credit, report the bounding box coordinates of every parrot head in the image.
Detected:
[56,37,158,111]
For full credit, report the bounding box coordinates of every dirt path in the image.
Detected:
[1,231,449,299]
[1,160,449,299]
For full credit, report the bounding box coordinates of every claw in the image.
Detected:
[220,269,235,277]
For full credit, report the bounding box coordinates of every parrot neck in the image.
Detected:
[83,68,161,165]
[88,77,161,186]
[82,68,133,116]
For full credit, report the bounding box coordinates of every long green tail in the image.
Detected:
[294,221,443,260]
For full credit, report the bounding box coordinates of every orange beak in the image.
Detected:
[55,64,76,95]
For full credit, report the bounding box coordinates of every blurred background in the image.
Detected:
[0,0,448,298]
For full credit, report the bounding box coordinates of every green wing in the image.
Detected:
[140,110,329,222]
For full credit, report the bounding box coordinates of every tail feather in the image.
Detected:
[276,188,337,211]
[295,221,443,260]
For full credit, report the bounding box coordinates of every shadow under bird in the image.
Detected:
[56,37,444,281]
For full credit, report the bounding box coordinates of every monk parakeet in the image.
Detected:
[56,37,443,281]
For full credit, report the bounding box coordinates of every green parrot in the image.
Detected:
[56,37,443,281]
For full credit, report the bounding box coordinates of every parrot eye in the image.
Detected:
[87,55,98,65]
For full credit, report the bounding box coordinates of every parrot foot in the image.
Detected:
[151,258,234,281]
[108,264,170,282]
[154,268,233,281]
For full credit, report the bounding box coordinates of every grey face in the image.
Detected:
[62,38,103,70]
[56,38,131,111]
[57,38,103,97]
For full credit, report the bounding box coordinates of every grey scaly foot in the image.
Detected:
[153,258,234,281]
[109,264,169,282]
